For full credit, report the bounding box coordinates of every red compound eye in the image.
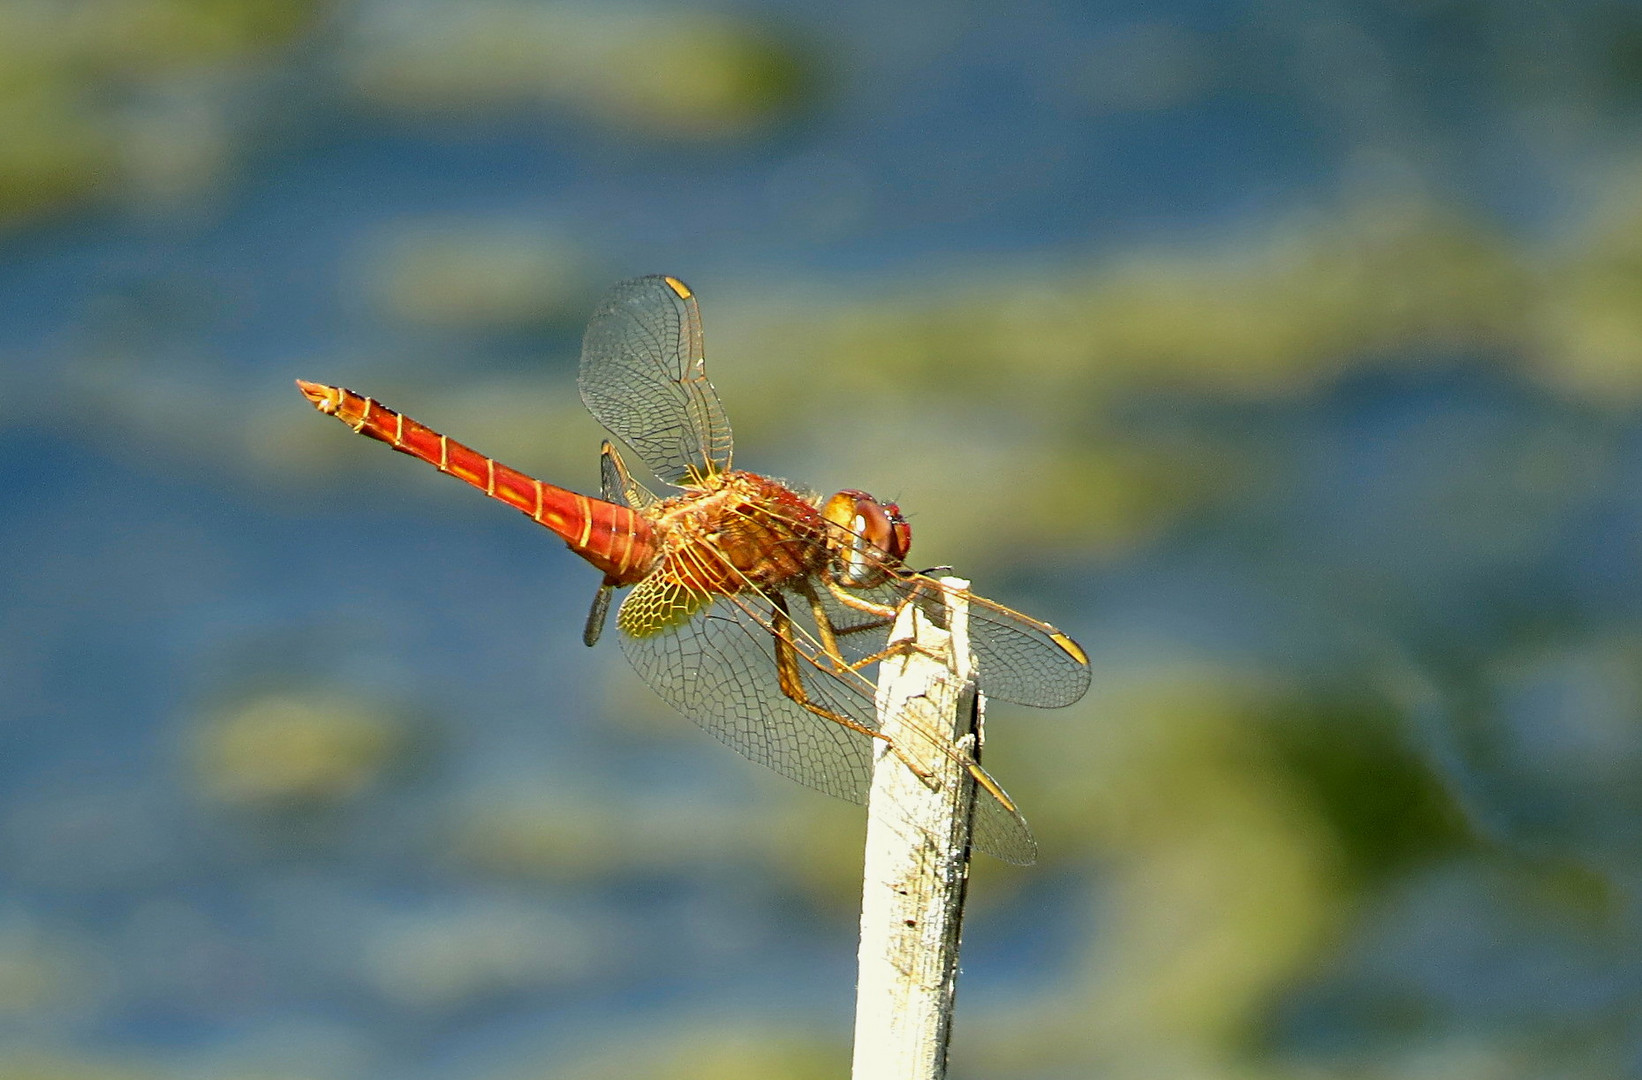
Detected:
[822,490,911,586]
[880,501,911,563]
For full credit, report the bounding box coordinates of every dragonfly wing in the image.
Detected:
[615,579,1037,863]
[583,584,614,647]
[971,772,1037,866]
[867,576,1091,708]
[599,440,657,508]
[579,276,733,487]
[582,443,646,649]
[618,587,874,804]
[783,504,1089,710]
[961,591,1090,707]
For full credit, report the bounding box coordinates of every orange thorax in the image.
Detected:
[644,472,829,596]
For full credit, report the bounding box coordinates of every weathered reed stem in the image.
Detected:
[851,577,977,1080]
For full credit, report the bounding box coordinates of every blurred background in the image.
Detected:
[3,0,1642,1077]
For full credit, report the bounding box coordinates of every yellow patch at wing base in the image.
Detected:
[617,575,714,638]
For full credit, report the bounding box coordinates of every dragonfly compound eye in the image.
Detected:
[822,490,910,585]
[881,501,911,563]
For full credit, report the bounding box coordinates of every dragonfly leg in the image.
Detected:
[846,639,942,673]
[769,593,936,782]
[797,582,849,664]
[797,581,938,677]
[823,575,900,620]
[770,593,886,743]
[809,580,1002,799]
[810,578,943,674]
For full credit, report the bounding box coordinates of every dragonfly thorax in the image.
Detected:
[643,470,831,596]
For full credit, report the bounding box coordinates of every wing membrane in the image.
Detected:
[618,591,874,803]
[579,276,733,487]
[916,583,1091,708]
[821,572,1091,710]
[616,582,1037,864]
[599,439,657,508]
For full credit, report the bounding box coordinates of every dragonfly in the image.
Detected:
[297,275,1089,863]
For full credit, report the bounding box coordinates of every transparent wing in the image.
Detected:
[582,584,614,648]
[584,442,652,648]
[915,581,1090,708]
[618,588,874,804]
[970,766,1038,866]
[615,579,1037,864]
[579,276,733,487]
[599,439,657,509]
[824,573,1091,710]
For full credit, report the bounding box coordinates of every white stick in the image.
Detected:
[851,577,977,1080]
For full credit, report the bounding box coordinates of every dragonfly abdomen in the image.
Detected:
[297,381,657,583]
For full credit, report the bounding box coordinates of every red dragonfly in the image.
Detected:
[298,275,1088,863]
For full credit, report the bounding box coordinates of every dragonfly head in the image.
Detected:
[821,490,911,586]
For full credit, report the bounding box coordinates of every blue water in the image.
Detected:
[4,1,1640,1076]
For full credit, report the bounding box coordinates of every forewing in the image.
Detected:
[744,495,1091,710]
[961,589,1089,706]
[842,573,1091,709]
[579,276,733,487]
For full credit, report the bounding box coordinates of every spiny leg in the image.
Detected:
[796,581,848,663]
[824,575,899,620]
[769,594,888,742]
[840,638,944,675]
[768,593,936,782]
[813,579,1007,804]
[809,578,939,675]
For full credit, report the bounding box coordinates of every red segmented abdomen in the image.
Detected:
[297,380,657,584]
